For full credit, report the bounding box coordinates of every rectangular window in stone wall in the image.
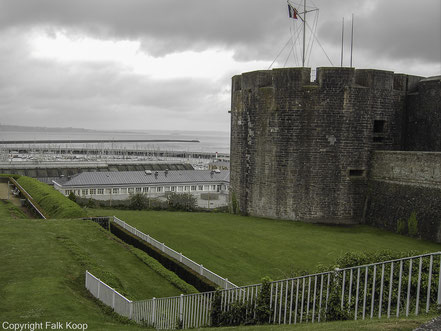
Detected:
[373,120,386,133]
[348,169,365,177]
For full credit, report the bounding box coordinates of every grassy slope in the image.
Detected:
[91,210,441,285]
[0,199,28,219]
[196,314,437,331]
[0,213,185,330]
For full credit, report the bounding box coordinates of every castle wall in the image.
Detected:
[404,77,441,151]
[366,151,441,242]
[230,67,409,224]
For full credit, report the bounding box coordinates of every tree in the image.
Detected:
[167,193,197,211]
[129,193,148,210]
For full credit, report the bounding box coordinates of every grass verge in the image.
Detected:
[89,209,441,285]
[0,199,28,219]
[196,313,437,330]
[0,212,188,330]
[16,175,86,218]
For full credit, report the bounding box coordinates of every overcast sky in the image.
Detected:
[0,0,439,132]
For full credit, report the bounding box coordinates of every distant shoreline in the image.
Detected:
[0,139,200,144]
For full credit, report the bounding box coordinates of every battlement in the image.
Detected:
[232,67,425,93]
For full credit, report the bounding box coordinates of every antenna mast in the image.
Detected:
[340,17,344,67]
[350,13,354,67]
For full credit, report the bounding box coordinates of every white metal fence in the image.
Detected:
[85,252,441,330]
[112,216,237,289]
[85,271,133,319]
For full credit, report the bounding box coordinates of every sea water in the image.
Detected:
[0,128,230,154]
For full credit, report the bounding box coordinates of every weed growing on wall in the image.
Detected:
[230,191,238,214]
[397,218,407,235]
[408,212,419,237]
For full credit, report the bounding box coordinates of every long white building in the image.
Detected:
[53,169,230,208]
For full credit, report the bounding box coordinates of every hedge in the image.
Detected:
[16,176,87,219]
[130,247,198,294]
[110,222,217,292]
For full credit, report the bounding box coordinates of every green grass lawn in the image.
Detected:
[90,210,441,286]
[0,207,187,330]
[196,314,437,331]
[0,199,28,219]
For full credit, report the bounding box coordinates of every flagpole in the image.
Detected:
[340,17,344,67]
[350,13,354,67]
[302,0,306,67]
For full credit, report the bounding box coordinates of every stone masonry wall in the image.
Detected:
[230,67,412,224]
[366,151,441,242]
[405,77,441,151]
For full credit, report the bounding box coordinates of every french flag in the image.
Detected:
[288,4,298,19]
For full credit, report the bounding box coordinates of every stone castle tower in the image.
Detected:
[229,67,437,224]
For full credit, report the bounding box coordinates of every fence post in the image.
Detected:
[200,264,204,275]
[180,294,184,325]
[97,279,101,299]
[162,243,165,252]
[129,301,133,320]
[180,252,183,263]
[438,255,441,305]
[225,278,229,289]
[152,297,156,326]
[112,290,116,309]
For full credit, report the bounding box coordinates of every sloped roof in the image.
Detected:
[55,170,229,187]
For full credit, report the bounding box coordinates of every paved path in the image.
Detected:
[0,182,24,207]
[414,315,441,330]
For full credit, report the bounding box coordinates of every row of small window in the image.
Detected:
[65,184,227,197]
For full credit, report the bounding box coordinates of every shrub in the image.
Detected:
[68,191,77,202]
[167,193,197,211]
[254,276,273,324]
[129,193,149,210]
[318,250,436,321]
[16,176,86,219]
[130,247,198,294]
[211,276,272,327]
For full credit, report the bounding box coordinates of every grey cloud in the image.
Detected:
[0,0,285,57]
[318,0,441,64]
[1,0,438,64]
[0,29,229,130]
